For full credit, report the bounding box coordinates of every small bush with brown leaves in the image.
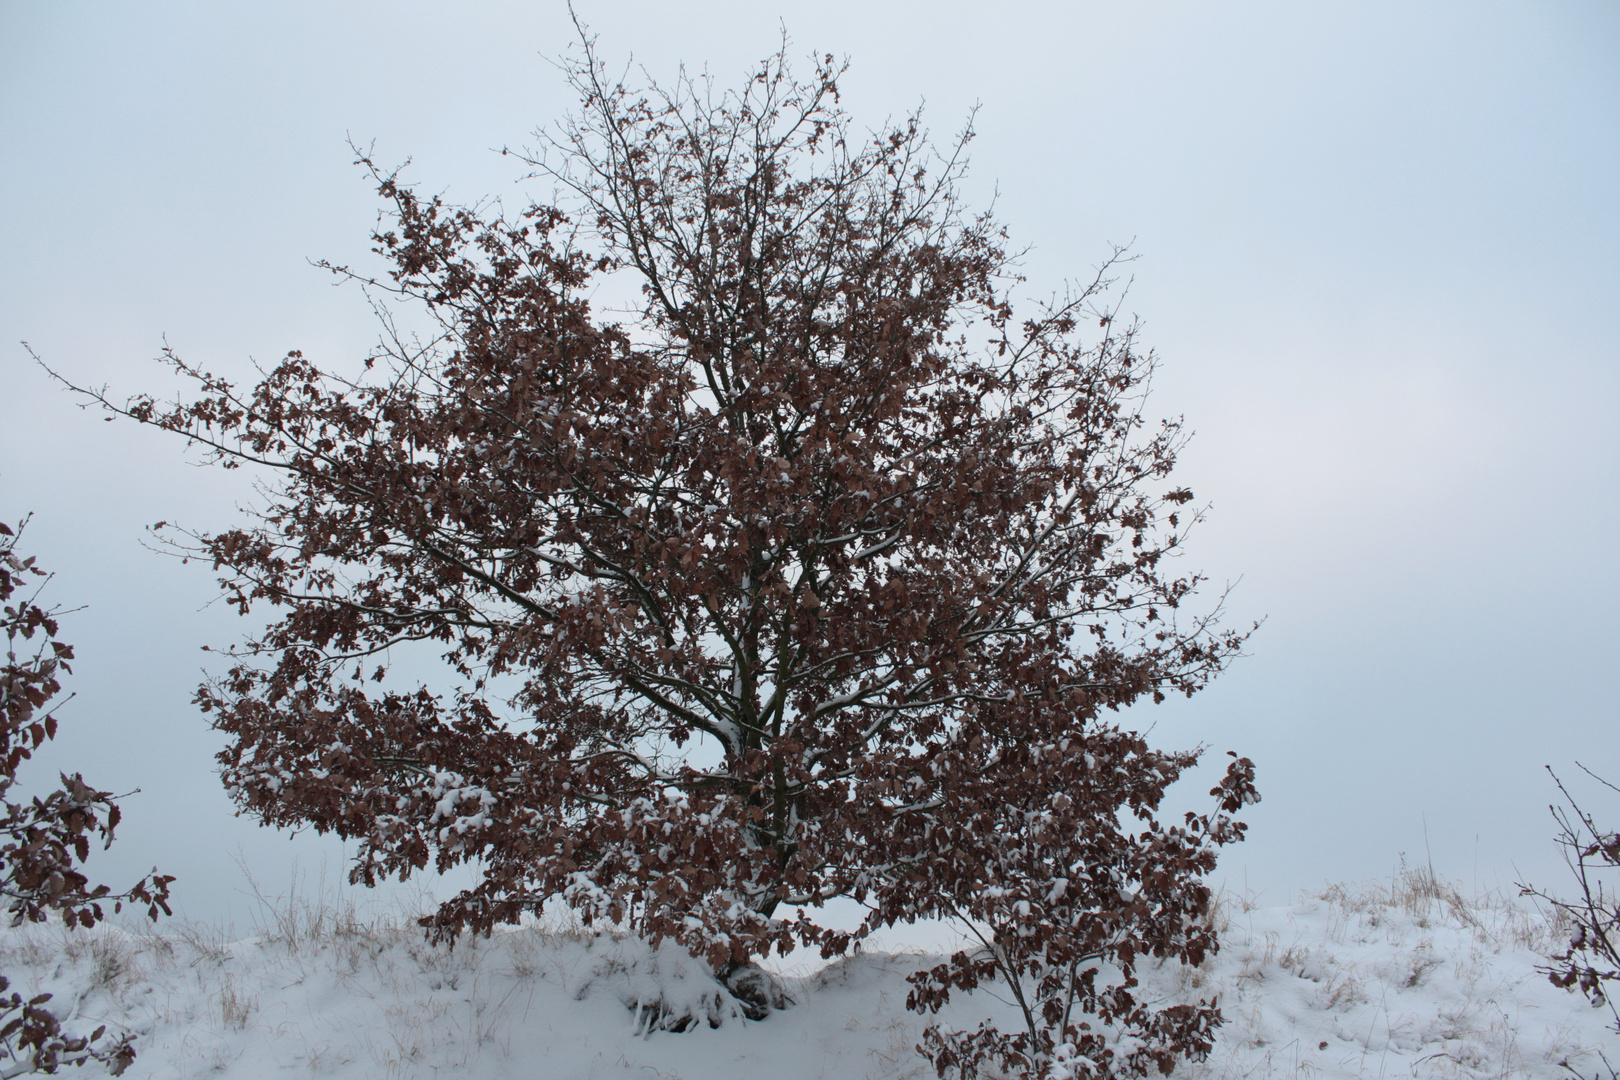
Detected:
[1522,765,1620,1080]
[0,519,173,1075]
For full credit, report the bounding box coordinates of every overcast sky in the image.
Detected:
[1,1,1616,929]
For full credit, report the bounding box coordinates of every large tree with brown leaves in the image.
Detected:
[66,39,1257,1079]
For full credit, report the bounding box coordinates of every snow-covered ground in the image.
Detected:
[1,869,1611,1079]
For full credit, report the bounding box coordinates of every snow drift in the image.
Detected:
[0,868,1610,1079]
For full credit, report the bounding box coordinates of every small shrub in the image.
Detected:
[1520,765,1620,1079]
[0,518,173,1075]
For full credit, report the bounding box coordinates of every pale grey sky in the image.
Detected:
[1,0,1616,926]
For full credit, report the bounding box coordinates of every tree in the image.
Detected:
[62,38,1256,1078]
[0,519,173,1076]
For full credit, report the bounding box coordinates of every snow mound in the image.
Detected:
[1183,871,1611,1079]
[0,871,1610,1079]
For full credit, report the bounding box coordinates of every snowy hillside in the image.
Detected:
[0,869,1610,1079]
